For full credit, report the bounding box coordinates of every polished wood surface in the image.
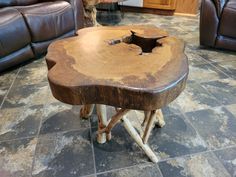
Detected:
[46,25,188,110]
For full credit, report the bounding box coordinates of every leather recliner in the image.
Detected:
[0,0,84,72]
[200,0,236,51]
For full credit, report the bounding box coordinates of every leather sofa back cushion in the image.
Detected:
[18,1,75,42]
[0,8,31,57]
[0,0,38,7]
[219,0,236,38]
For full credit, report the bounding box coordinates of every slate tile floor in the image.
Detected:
[0,13,236,177]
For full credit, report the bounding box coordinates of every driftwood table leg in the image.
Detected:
[98,109,130,141]
[80,104,95,118]
[142,110,157,144]
[122,115,159,163]
[156,109,165,128]
[142,111,151,126]
[96,104,108,144]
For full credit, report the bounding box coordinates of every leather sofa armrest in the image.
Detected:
[200,0,219,47]
[212,0,228,16]
[39,0,85,30]
[66,0,85,30]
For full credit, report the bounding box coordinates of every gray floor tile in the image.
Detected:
[0,69,18,106]
[149,114,207,160]
[212,60,236,79]
[97,163,162,177]
[186,107,236,149]
[2,82,49,108]
[198,49,236,63]
[0,86,8,105]
[32,129,94,177]
[17,58,48,86]
[167,82,221,113]
[226,104,236,117]
[214,146,236,177]
[0,137,37,177]
[159,152,231,177]
[188,63,228,83]
[0,105,43,141]
[40,103,88,134]
[0,69,18,88]
[201,79,236,105]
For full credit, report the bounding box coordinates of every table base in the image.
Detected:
[80,104,166,163]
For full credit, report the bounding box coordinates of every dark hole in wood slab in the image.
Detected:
[108,31,167,53]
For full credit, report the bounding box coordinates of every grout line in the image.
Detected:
[207,63,232,78]
[96,161,153,175]
[155,164,164,177]
[156,144,236,164]
[30,105,45,177]
[166,108,219,161]
[208,151,232,176]
[37,126,91,139]
[198,84,223,106]
[0,67,21,109]
[0,135,36,143]
[0,115,88,143]
[89,116,97,177]
[177,110,210,148]
[80,174,96,177]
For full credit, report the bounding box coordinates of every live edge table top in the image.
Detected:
[46,25,189,111]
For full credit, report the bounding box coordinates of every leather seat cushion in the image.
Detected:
[219,0,236,38]
[17,1,75,42]
[0,8,31,58]
[0,0,38,7]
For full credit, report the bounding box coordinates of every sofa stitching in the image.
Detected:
[22,5,71,16]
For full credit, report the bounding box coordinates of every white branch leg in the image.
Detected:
[96,104,107,144]
[156,109,165,128]
[142,110,156,144]
[80,104,94,118]
[142,111,151,126]
[122,115,159,163]
[98,109,130,141]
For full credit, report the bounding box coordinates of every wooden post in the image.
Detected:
[122,115,159,163]
[142,111,151,126]
[98,109,130,141]
[96,104,107,144]
[156,109,165,128]
[80,104,95,118]
[142,110,156,144]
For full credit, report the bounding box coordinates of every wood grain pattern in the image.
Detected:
[175,0,199,15]
[143,0,177,10]
[46,25,188,110]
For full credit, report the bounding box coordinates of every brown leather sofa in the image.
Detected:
[200,0,236,51]
[0,0,84,72]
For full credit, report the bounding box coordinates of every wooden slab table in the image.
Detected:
[46,25,188,163]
